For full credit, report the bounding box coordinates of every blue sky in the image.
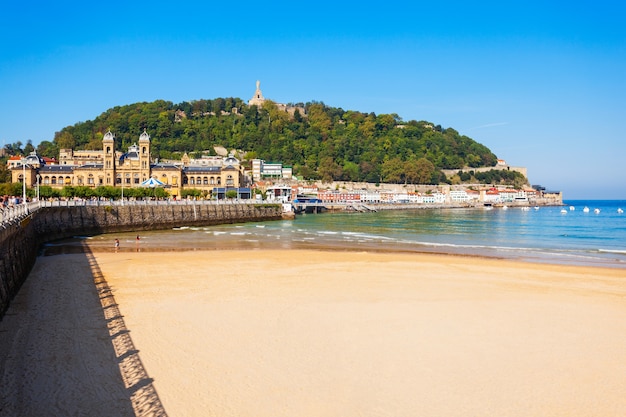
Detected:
[1,1,624,199]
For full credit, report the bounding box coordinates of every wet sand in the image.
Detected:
[1,249,626,416]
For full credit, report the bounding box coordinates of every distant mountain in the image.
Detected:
[49,98,499,184]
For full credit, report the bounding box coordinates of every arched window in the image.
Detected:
[226,175,234,186]
[203,177,208,185]
[217,177,221,185]
[210,177,215,185]
[190,178,195,185]
[51,176,57,185]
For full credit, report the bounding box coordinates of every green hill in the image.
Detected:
[43,98,500,184]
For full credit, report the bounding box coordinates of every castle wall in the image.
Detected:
[0,203,282,319]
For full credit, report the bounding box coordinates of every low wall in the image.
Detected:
[0,203,282,319]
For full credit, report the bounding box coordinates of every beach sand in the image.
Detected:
[1,249,626,416]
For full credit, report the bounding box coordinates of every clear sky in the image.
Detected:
[1,1,624,199]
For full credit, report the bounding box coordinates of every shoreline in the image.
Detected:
[2,248,625,416]
[41,233,626,270]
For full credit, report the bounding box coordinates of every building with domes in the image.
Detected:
[10,130,250,199]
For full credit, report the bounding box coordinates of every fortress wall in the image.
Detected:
[0,203,282,319]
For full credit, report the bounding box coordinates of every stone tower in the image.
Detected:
[102,130,116,185]
[139,129,151,178]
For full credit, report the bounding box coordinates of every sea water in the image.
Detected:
[61,200,626,269]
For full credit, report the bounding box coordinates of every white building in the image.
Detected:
[251,159,293,182]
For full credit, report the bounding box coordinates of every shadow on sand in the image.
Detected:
[0,245,168,417]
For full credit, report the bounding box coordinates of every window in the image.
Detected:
[203,177,208,185]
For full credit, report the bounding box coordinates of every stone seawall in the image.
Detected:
[0,203,282,319]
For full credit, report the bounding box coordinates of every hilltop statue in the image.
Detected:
[248,80,265,106]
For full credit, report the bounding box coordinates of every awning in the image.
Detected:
[140,177,166,188]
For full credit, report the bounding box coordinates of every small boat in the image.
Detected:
[583,206,590,213]
[618,208,624,214]
[521,206,530,211]
[569,206,575,211]
[560,208,568,214]
[594,208,601,214]
[534,206,540,210]
[502,205,508,210]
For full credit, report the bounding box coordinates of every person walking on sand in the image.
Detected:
[115,238,120,252]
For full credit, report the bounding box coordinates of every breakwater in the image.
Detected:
[0,201,282,319]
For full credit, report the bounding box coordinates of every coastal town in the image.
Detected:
[3,81,563,211]
[4,141,562,213]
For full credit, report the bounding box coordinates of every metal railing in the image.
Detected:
[0,202,40,226]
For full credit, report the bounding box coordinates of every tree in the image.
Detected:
[4,141,23,155]
[341,161,360,182]
[414,158,435,184]
[381,157,404,184]
[23,140,35,155]
[55,130,77,149]
[37,141,58,159]
[318,156,342,182]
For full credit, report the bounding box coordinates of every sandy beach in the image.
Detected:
[1,249,626,416]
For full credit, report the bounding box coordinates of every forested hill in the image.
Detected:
[46,98,498,183]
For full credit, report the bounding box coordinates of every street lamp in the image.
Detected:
[21,158,26,203]
[121,174,124,206]
[36,174,41,201]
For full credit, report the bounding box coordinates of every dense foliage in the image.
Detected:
[6,98,500,185]
[453,169,528,189]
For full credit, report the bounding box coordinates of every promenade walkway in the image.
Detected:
[0,199,264,228]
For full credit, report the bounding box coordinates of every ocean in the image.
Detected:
[56,199,626,269]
